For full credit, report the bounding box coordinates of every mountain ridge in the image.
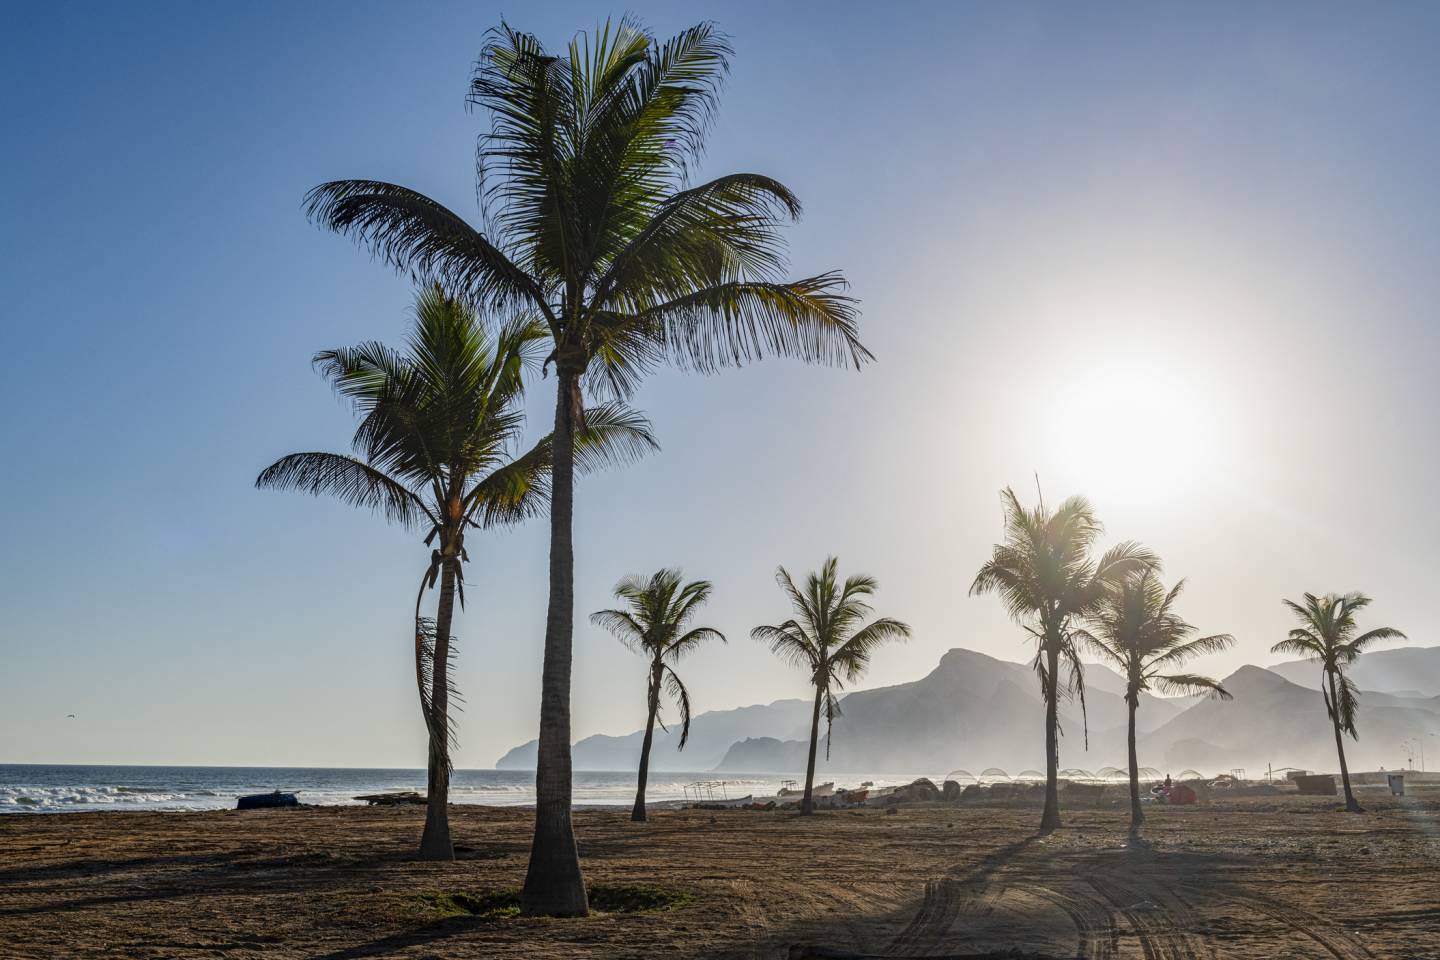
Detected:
[497,643,1440,776]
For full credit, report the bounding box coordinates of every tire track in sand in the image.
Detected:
[1085,872,1207,960]
[1220,892,1376,960]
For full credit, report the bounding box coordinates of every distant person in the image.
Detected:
[1164,774,1172,790]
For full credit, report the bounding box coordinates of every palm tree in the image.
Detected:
[303,18,868,914]
[1272,592,1405,813]
[255,288,654,859]
[1078,569,1234,839]
[753,558,910,815]
[970,488,1156,834]
[591,569,725,822]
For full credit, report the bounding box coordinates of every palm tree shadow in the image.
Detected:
[308,917,491,960]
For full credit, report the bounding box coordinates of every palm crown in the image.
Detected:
[257,287,654,543]
[305,17,869,410]
[256,288,655,730]
[970,488,1158,716]
[752,557,911,756]
[1272,592,1405,737]
[1080,569,1235,704]
[591,569,725,749]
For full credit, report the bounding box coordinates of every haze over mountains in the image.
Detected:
[497,645,1440,777]
[1268,646,1440,700]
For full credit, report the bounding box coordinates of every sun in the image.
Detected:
[1032,351,1234,507]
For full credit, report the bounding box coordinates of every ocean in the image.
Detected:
[0,765,924,814]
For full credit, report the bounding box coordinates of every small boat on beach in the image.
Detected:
[354,791,426,806]
[690,794,754,808]
[236,790,299,810]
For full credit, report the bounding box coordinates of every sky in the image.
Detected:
[2,1,1438,769]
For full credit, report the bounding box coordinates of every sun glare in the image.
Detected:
[1036,355,1233,506]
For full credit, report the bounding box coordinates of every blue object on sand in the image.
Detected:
[236,790,299,810]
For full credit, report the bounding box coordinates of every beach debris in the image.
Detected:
[1062,782,1105,803]
[236,790,299,810]
[888,778,941,804]
[1293,774,1338,796]
[354,791,426,806]
[1168,784,1198,805]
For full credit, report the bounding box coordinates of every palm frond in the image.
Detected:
[590,608,646,652]
[664,665,692,750]
[1347,626,1406,655]
[751,623,818,671]
[620,273,869,372]
[303,180,548,314]
[1149,632,1237,667]
[255,452,429,529]
[414,617,463,763]
[572,402,660,471]
[667,626,726,661]
[830,617,911,683]
[1154,673,1232,700]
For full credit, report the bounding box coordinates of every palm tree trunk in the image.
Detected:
[1127,695,1143,837]
[1040,645,1061,834]
[632,664,661,823]
[521,370,589,917]
[1328,670,1363,813]
[801,680,824,816]
[418,556,456,860]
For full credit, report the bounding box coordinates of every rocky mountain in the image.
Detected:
[496,646,1440,778]
[1268,645,1440,698]
[711,648,1187,774]
[1141,664,1440,773]
[493,697,812,770]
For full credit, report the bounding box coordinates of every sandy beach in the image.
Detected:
[3,787,1438,959]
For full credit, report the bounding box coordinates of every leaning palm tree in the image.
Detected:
[304,18,868,914]
[753,558,910,815]
[255,287,654,859]
[1272,592,1405,812]
[591,569,725,822]
[1078,569,1234,840]
[970,488,1156,834]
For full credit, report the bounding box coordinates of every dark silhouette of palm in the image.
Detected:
[256,288,653,858]
[592,569,725,822]
[753,557,909,815]
[970,487,1156,834]
[1272,592,1405,813]
[303,18,867,914]
[1078,568,1233,840]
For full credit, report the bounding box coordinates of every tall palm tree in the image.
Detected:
[303,18,868,914]
[1078,568,1234,839]
[591,569,725,822]
[970,488,1156,834]
[1272,592,1405,813]
[753,558,910,815]
[255,288,654,859]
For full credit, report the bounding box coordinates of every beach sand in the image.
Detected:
[2,789,1437,959]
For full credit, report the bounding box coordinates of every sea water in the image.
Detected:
[0,765,927,813]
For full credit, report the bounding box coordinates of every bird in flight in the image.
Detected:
[66,714,75,719]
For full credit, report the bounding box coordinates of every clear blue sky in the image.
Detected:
[3,1,1437,767]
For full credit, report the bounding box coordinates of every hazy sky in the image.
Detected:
[3,1,1437,768]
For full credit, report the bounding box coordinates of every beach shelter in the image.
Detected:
[1169,783,1198,805]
